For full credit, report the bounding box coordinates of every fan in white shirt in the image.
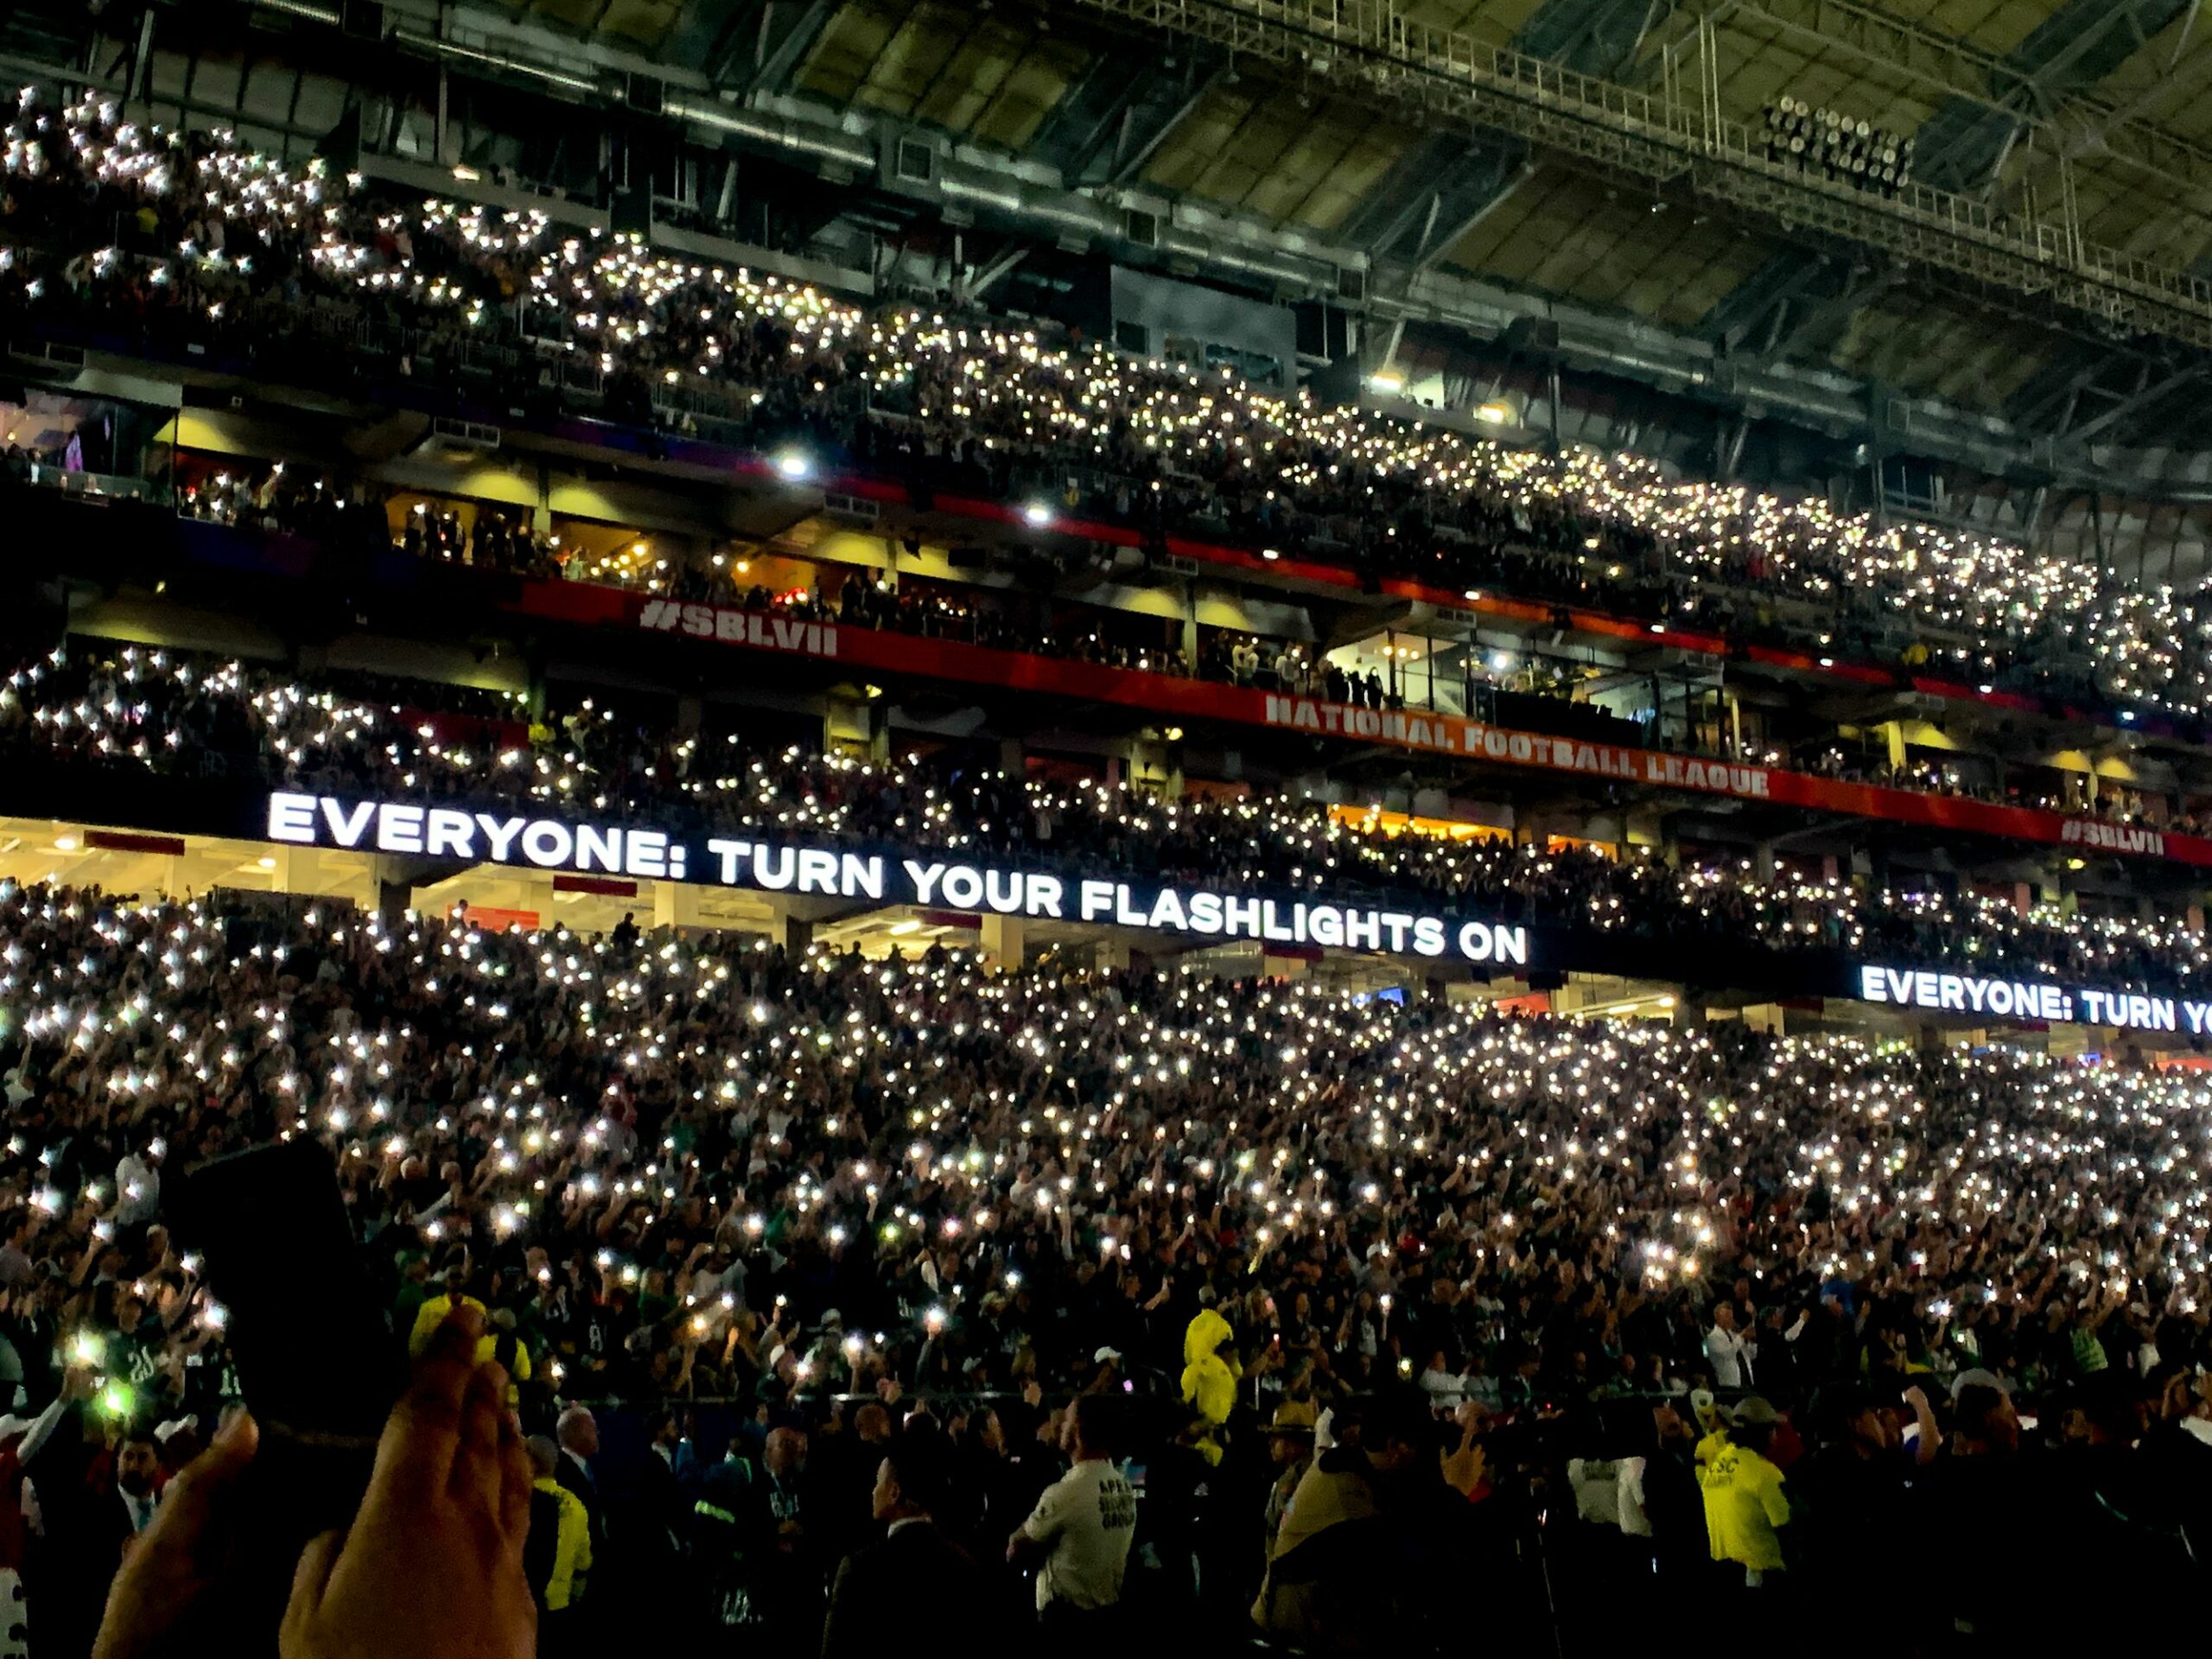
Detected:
[1705,1304,1752,1389]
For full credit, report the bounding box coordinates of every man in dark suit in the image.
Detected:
[554,1403,602,1535]
[22,1401,162,1659]
[629,1408,689,1564]
[552,1403,604,1636]
[820,1430,994,1658]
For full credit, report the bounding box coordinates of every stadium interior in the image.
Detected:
[5,0,2212,1650]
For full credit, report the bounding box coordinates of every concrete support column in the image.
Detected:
[2190,902,2207,935]
[1130,739,1182,800]
[1739,1002,1785,1037]
[653,880,702,931]
[675,696,702,740]
[782,915,814,957]
[999,735,1025,775]
[823,692,880,760]
[981,914,1026,971]
[1753,842,1777,882]
[377,876,411,928]
[2013,881,2033,918]
[1262,951,1307,981]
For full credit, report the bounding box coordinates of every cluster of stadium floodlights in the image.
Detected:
[1763,99,1914,196]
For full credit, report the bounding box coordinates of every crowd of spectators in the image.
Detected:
[4,92,2211,728]
[0,643,2204,995]
[119,448,2212,834]
[4,77,2212,1659]
[0,881,2209,1652]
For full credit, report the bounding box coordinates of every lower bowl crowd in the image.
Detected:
[0,883,2207,1649]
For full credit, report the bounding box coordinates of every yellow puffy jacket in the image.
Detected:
[1180,1306,1240,1433]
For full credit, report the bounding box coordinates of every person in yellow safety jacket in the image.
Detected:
[525,1436,594,1616]
[407,1267,489,1356]
[1180,1291,1241,1465]
[409,1270,531,1403]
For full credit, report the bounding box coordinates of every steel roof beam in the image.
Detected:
[1352,3,1669,286]
[1517,0,1676,79]
[1106,55,1224,185]
[1023,54,1151,181]
[1697,249,1828,350]
[2006,349,2149,435]
[1765,264,1897,359]
[696,1,773,87]
[1064,0,2212,352]
[1910,0,2195,194]
[750,0,836,97]
[1411,159,1536,273]
[2058,361,2207,447]
[1355,143,1530,269]
[1338,132,1478,252]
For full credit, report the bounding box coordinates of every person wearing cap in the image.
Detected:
[1252,1388,1478,1650]
[1804,1378,1945,1571]
[1261,1400,1318,1548]
[1919,1370,2041,1643]
[1084,1344,1123,1395]
[1696,1396,1792,1587]
[1688,1388,1730,1470]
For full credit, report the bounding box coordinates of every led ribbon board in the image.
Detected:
[1853,963,2212,1035]
[264,791,1532,966]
